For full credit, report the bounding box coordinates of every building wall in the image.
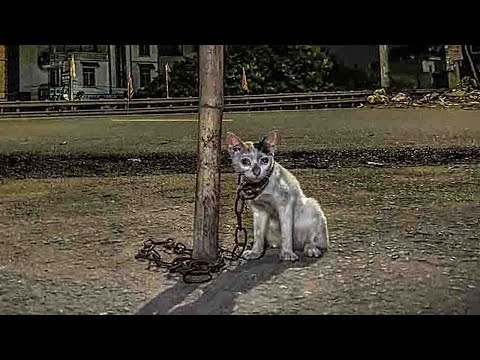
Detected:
[131,45,159,90]
[73,60,111,98]
[17,45,114,100]
[56,46,111,99]
[19,45,49,100]
[109,44,131,96]
[9,45,288,100]
[7,45,19,100]
[110,45,186,96]
[14,45,192,100]
[125,44,132,84]
[108,45,121,95]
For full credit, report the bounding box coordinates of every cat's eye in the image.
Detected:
[260,157,269,165]
[241,158,251,166]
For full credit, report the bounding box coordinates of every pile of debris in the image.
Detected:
[365,88,415,107]
[413,89,480,109]
[364,78,480,110]
[366,89,390,105]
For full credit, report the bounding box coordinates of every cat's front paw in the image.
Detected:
[304,244,325,258]
[279,250,299,262]
[242,250,263,261]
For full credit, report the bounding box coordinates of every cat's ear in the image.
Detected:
[264,130,278,153]
[226,132,245,155]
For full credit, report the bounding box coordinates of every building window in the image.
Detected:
[49,45,101,53]
[139,65,152,87]
[83,68,96,87]
[139,45,150,57]
[65,45,82,52]
[158,45,183,56]
[52,45,66,52]
[49,69,60,87]
[80,45,99,52]
[470,45,480,54]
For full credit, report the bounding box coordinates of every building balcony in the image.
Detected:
[51,52,109,62]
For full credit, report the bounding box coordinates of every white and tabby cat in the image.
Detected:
[226,130,329,261]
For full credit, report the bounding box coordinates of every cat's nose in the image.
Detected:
[252,165,261,177]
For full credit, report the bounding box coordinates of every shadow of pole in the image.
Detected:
[136,250,322,315]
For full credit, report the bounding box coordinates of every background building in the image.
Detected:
[5,45,196,100]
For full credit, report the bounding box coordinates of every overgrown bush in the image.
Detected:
[225,45,334,94]
[138,56,199,98]
[136,45,336,98]
[135,45,383,98]
[325,56,379,90]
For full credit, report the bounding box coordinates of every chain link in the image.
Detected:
[135,175,253,284]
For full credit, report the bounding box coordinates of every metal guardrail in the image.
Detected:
[0,89,445,118]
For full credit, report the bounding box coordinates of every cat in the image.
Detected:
[226,130,329,261]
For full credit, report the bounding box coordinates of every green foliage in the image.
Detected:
[139,57,199,98]
[136,45,378,98]
[325,56,379,90]
[225,45,334,94]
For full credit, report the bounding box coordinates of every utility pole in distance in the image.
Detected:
[379,45,391,89]
[445,45,463,90]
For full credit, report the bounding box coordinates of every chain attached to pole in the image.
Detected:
[135,175,253,284]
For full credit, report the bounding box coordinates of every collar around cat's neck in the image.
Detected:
[238,162,275,200]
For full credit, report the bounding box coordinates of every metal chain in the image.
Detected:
[135,175,252,284]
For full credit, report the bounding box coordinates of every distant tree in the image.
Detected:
[137,45,335,98]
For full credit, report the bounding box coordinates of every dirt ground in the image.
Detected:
[1,108,479,315]
[1,165,479,315]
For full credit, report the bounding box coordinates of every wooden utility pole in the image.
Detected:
[379,45,390,88]
[445,45,463,90]
[193,45,224,262]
